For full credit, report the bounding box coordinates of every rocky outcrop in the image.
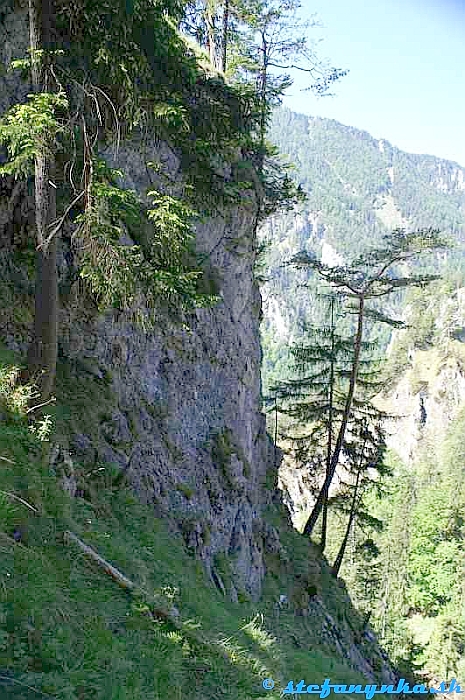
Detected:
[1,142,278,602]
[380,289,465,465]
[61,188,276,601]
[0,2,283,601]
[306,594,397,684]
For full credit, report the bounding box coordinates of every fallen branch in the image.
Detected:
[0,673,57,699]
[0,490,39,513]
[26,396,57,414]
[63,530,180,627]
[64,530,136,591]
[0,455,15,464]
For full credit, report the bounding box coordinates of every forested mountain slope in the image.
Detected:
[261,108,465,390]
[269,107,465,256]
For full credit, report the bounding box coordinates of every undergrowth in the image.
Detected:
[0,343,372,699]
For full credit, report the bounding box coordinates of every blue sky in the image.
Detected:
[282,0,465,167]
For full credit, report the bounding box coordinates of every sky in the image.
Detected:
[282,0,465,167]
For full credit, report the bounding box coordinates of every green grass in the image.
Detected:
[0,344,378,699]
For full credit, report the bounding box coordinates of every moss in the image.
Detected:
[263,467,277,491]
[210,428,236,487]
[162,435,184,463]
[125,408,140,441]
[143,397,170,422]
[212,552,234,594]
[51,356,117,445]
[202,521,211,546]
[196,260,221,297]
[175,482,194,500]
[243,458,252,478]
[209,427,250,486]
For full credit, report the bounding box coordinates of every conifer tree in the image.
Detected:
[271,292,388,553]
[330,414,389,577]
[288,227,449,539]
[271,293,352,550]
[25,0,59,401]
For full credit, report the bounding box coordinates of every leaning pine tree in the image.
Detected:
[329,411,390,578]
[271,293,354,551]
[271,292,388,553]
[287,227,449,539]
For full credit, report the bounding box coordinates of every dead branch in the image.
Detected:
[64,530,136,591]
[63,530,181,627]
[25,396,57,413]
[0,490,39,513]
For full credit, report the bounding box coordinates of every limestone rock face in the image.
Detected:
[0,2,30,116]
[380,349,465,466]
[59,150,275,601]
[0,6,280,599]
[381,288,465,466]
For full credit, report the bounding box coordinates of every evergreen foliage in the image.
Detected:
[1,0,331,398]
[283,227,448,541]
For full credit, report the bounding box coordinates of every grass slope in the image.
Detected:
[0,344,376,700]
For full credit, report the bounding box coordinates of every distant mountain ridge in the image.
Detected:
[260,107,465,390]
[267,108,465,258]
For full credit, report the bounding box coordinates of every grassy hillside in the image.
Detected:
[0,343,389,700]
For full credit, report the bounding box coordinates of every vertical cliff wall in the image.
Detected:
[60,147,280,602]
[0,4,282,601]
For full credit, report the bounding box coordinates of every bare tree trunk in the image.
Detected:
[205,0,218,68]
[274,394,278,469]
[303,295,365,538]
[221,0,229,72]
[26,0,58,402]
[331,466,362,578]
[258,34,268,166]
[320,296,335,552]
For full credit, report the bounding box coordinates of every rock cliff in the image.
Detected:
[0,0,281,602]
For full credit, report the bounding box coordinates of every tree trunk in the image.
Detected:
[205,0,218,68]
[303,295,365,538]
[26,0,58,402]
[274,395,278,469]
[221,0,229,72]
[331,466,362,578]
[253,31,268,174]
[320,296,335,552]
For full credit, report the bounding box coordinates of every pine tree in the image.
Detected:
[288,227,449,539]
[270,292,385,552]
[330,414,389,577]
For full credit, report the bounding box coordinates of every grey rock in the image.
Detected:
[49,444,78,498]
[71,433,97,464]
[100,410,133,446]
